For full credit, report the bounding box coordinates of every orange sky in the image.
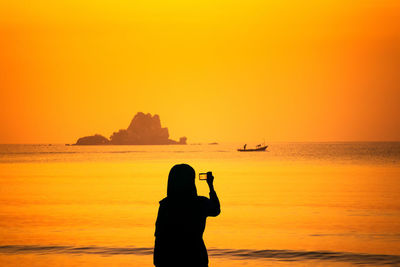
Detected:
[0,0,399,143]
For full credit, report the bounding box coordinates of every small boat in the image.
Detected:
[237,144,268,152]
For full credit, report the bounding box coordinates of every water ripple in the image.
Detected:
[1,245,399,265]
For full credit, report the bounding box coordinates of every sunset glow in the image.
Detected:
[1,0,399,143]
[1,3,400,266]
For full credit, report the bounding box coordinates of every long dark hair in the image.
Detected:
[167,164,197,199]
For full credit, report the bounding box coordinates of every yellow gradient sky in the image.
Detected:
[0,0,399,143]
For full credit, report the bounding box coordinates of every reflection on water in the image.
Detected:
[0,143,399,266]
[0,142,399,164]
[1,245,400,265]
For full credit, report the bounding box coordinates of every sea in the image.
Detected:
[0,142,399,266]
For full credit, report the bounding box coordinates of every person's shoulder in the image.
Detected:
[197,196,210,203]
[159,197,168,205]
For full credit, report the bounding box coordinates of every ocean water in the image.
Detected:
[0,142,399,266]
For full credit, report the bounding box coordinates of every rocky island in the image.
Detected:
[75,112,187,145]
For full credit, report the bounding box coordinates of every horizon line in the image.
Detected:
[1,140,400,145]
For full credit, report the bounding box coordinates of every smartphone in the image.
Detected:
[199,173,208,180]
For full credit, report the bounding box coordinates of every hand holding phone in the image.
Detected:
[200,171,214,186]
[199,173,208,180]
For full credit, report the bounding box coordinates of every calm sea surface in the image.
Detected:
[0,142,399,266]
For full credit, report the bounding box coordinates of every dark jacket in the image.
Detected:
[154,190,220,267]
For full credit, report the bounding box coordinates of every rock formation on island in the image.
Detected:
[75,112,187,145]
[75,134,110,145]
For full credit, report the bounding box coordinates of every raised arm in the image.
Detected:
[206,172,220,216]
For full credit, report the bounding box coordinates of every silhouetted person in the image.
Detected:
[153,164,220,267]
[244,144,247,150]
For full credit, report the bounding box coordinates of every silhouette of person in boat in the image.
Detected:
[153,164,220,267]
